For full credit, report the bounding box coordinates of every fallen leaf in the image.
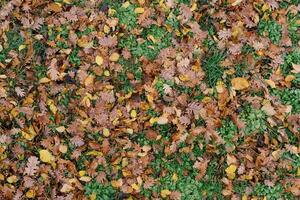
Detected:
[109,53,120,62]
[265,79,276,88]
[60,184,74,193]
[84,75,95,87]
[56,126,65,133]
[291,63,300,73]
[161,189,172,198]
[103,128,110,137]
[7,175,18,184]
[225,164,237,180]
[262,104,276,116]
[231,77,249,90]
[157,116,168,124]
[95,55,103,66]
[135,7,145,14]
[39,149,55,163]
[111,179,123,188]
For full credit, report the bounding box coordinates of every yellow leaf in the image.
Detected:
[59,144,68,153]
[39,149,54,163]
[149,117,158,124]
[56,126,65,133]
[84,75,95,87]
[18,44,26,51]
[147,35,157,43]
[172,173,178,182]
[285,75,295,82]
[122,1,130,8]
[161,189,171,198]
[79,176,92,182]
[225,164,237,180]
[22,125,37,140]
[157,116,168,124]
[265,79,276,88]
[216,81,225,93]
[39,77,51,83]
[86,150,103,156]
[111,179,123,188]
[138,0,145,5]
[261,103,276,116]
[89,193,97,200]
[77,38,93,48]
[297,167,300,176]
[79,170,86,177]
[26,189,36,198]
[60,184,74,193]
[292,63,300,73]
[130,110,137,118]
[131,183,140,190]
[126,128,133,134]
[63,0,72,4]
[7,175,18,184]
[95,55,103,66]
[109,53,120,62]
[103,70,110,77]
[134,7,145,14]
[47,100,57,114]
[231,77,249,90]
[231,0,243,6]
[104,25,110,33]
[103,128,110,137]
[48,3,62,12]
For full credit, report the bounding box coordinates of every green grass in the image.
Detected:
[0,30,24,62]
[258,20,282,44]
[281,50,300,76]
[201,49,225,87]
[69,47,81,67]
[272,88,300,113]
[119,25,172,60]
[113,3,138,31]
[217,118,238,147]
[240,105,268,135]
[84,181,116,200]
[252,183,289,200]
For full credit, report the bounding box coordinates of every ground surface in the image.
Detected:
[0,0,300,199]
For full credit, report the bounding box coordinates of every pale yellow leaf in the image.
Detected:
[103,128,110,137]
[292,63,300,73]
[231,77,249,90]
[79,176,92,182]
[134,7,144,14]
[262,104,276,116]
[111,179,123,188]
[39,77,51,83]
[161,189,171,198]
[7,175,18,184]
[60,184,74,193]
[39,149,54,163]
[59,144,68,153]
[157,116,168,124]
[56,126,65,133]
[95,56,103,66]
[130,110,137,118]
[26,189,36,198]
[84,75,95,87]
[109,53,120,62]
